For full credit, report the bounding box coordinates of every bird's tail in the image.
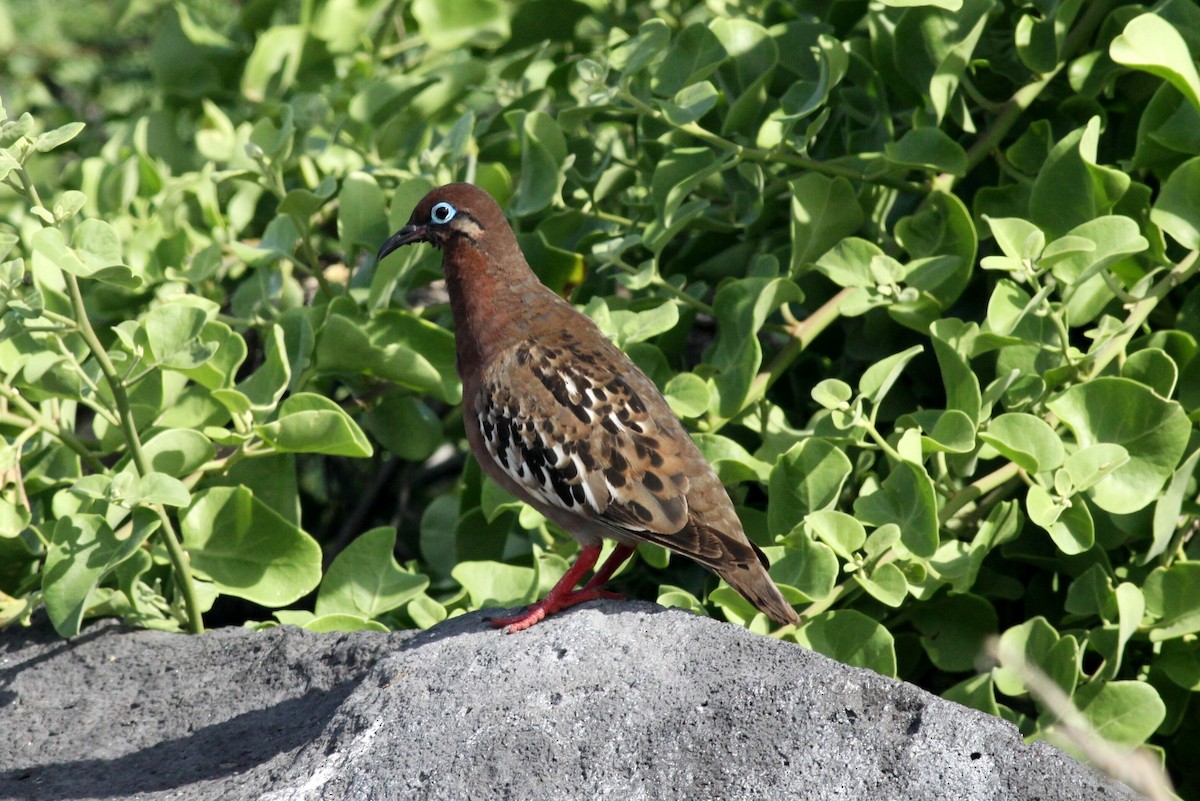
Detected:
[643,522,801,626]
[717,561,802,626]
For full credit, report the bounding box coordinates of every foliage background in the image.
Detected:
[2,0,1199,793]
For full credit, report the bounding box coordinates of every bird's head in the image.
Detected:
[376,183,505,262]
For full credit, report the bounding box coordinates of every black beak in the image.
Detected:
[376,225,426,262]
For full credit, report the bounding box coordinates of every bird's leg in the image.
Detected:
[490,543,631,633]
[580,543,635,592]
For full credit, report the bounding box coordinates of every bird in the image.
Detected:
[377,183,801,633]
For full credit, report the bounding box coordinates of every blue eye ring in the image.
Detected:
[430,201,457,224]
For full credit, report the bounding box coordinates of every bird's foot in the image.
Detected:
[490,588,624,634]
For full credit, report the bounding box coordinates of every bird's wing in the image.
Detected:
[473,334,692,538]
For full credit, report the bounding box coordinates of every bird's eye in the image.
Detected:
[430,201,457,225]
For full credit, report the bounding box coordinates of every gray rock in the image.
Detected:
[0,601,1137,801]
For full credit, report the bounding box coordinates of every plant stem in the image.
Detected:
[617,90,928,195]
[946,0,1116,185]
[1086,250,1200,380]
[711,287,853,432]
[0,385,106,472]
[64,274,204,633]
[864,419,906,464]
[939,461,1022,525]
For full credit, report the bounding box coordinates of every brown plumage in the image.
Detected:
[377,183,800,632]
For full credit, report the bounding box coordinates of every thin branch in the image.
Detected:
[1086,250,1200,380]
[65,274,204,634]
[617,90,929,195]
[0,384,106,472]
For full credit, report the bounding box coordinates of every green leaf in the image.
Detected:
[339,171,389,257]
[586,297,680,347]
[1029,117,1130,237]
[316,310,460,403]
[979,413,1065,473]
[900,409,976,454]
[31,225,139,289]
[853,562,908,607]
[511,111,567,216]
[240,26,306,101]
[657,585,708,616]
[879,0,963,9]
[767,439,852,537]
[772,530,838,601]
[140,304,214,369]
[692,434,772,484]
[1066,563,1115,618]
[1062,444,1130,493]
[302,614,389,633]
[452,560,537,608]
[256,392,373,457]
[611,18,670,75]
[1046,497,1093,556]
[659,82,718,126]
[135,472,191,507]
[1145,563,1200,641]
[814,237,894,288]
[237,324,291,410]
[643,148,726,254]
[853,461,940,558]
[1047,377,1191,514]
[411,0,510,50]
[180,486,322,606]
[804,510,866,561]
[1110,14,1200,113]
[1149,447,1200,564]
[652,23,726,96]
[315,527,429,618]
[912,594,998,672]
[362,393,443,462]
[710,18,778,136]
[791,610,897,677]
[42,513,153,637]
[859,345,925,407]
[407,593,449,629]
[891,0,989,123]
[1150,156,1200,249]
[1113,582,1144,676]
[884,128,968,175]
[943,674,1002,718]
[1073,681,1165,747]
[929,318,981,423]
[1156,639,1200,691]
[663,372,711,419]
[709,277,803,417]
[1122,348,1178,398]
[993,617,1078,699]
[985,216,1045,261]
[34,121,85,152]
[1045,216,1148,327]
[811,378,852,410]
[789,174,864,274]
[178,321,247,389]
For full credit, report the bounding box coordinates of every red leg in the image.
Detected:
[490,544,631,634]
[581,543,635,591]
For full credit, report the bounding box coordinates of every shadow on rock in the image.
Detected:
[2,683,354,800]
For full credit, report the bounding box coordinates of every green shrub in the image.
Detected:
[2,0,1198,793]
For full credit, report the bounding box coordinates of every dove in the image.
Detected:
[378,183,799,632]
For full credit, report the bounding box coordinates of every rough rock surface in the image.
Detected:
[0,601,1137,801]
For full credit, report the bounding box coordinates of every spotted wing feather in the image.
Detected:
[474,333,691,538]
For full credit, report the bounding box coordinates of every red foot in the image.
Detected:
[491,588,624,633]
[489,543,635,634]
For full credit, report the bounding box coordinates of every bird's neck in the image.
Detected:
[441,239,547,371]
